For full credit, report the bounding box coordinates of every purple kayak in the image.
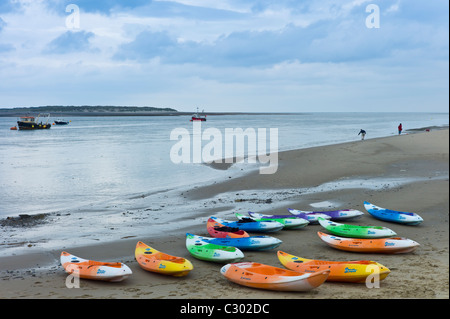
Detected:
[248,211,330,225]
[288,208,363,221]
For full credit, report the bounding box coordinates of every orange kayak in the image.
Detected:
[277,251,390,283]
[220,262,329,291]
[60,251,132,282]
[135,241,193,277]
[317,231,420,254]
[207,217,249,238]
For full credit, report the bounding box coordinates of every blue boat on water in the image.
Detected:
[364,201,423,225]
[212,216,284,233]
[191,234,282,251]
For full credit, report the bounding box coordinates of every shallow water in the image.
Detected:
[0,112,448,219]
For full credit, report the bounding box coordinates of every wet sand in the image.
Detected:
[0,128,448,301]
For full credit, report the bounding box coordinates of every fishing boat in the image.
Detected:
[190,107,206,121]
[54,119,69,125]
[17,113,51,130]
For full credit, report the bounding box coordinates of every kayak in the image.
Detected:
[135,241,193,277]
[60,251,132,282]
[190,234,282,251]
[277,251,390,283]
[364,201,423,225]
[238,212,308,229]
[317,231,420,254]
[220,262,329,291]
[207,217,250,238]
[213,216,284,233]
[248,211,310,222]
[287,209,331,224]
[186,233,244,263]
[318,217,396,238]
[288,208,363,221]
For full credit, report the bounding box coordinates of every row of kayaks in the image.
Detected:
[59,201,422,291]
[60,242,391,291]
[61,241,196,282]
[205,201,424,227]
[290,201,423,225]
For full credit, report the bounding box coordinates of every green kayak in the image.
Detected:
[236,212,309,229]
[185,233,244,263]
[317,217,396,238]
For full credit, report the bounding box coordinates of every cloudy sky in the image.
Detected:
[0,0,448,112]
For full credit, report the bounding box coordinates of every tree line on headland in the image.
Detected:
[0,105,179,116]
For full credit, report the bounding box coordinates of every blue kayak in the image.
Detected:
[213,216,284,233]
[190,234,282,251]
[364,201,423,225]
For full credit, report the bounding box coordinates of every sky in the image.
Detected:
[0,0,448,113]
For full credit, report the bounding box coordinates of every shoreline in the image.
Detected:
[1,111,304,117]
[0,128,448,299]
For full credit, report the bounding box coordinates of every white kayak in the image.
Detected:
[60,251,132,282]
[287,209,331,224]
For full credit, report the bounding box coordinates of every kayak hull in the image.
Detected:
[287,209,332,224]
[289,209,363,221]
[318,217,397,238]
[135,241,193,277]
[277,251,390,283]
[186,233,244,263]
[238,212,309,229]
[318,232,420,254]
[191,234,282,251]
[220,262,329,291]
[60,251,132,282]
[207,217,250,238]
[213,216,284,233]
[364,201,423,225]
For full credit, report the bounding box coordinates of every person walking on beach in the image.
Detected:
[358,129,366,140]
[398,123,403,135]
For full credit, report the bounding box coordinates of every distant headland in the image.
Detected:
[0,106,180,117]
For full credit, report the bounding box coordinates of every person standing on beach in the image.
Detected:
[398,123,403,135]
[358,129,366,140]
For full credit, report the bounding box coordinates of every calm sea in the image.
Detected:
[0,112,448,218]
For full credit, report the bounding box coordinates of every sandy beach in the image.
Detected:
[0,128,448,302]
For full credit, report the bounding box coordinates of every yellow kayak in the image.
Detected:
[277,251,390,283]
[135,241,193,277]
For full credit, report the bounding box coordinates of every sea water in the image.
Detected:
[0,112,448,218]
[0,112,448,256]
